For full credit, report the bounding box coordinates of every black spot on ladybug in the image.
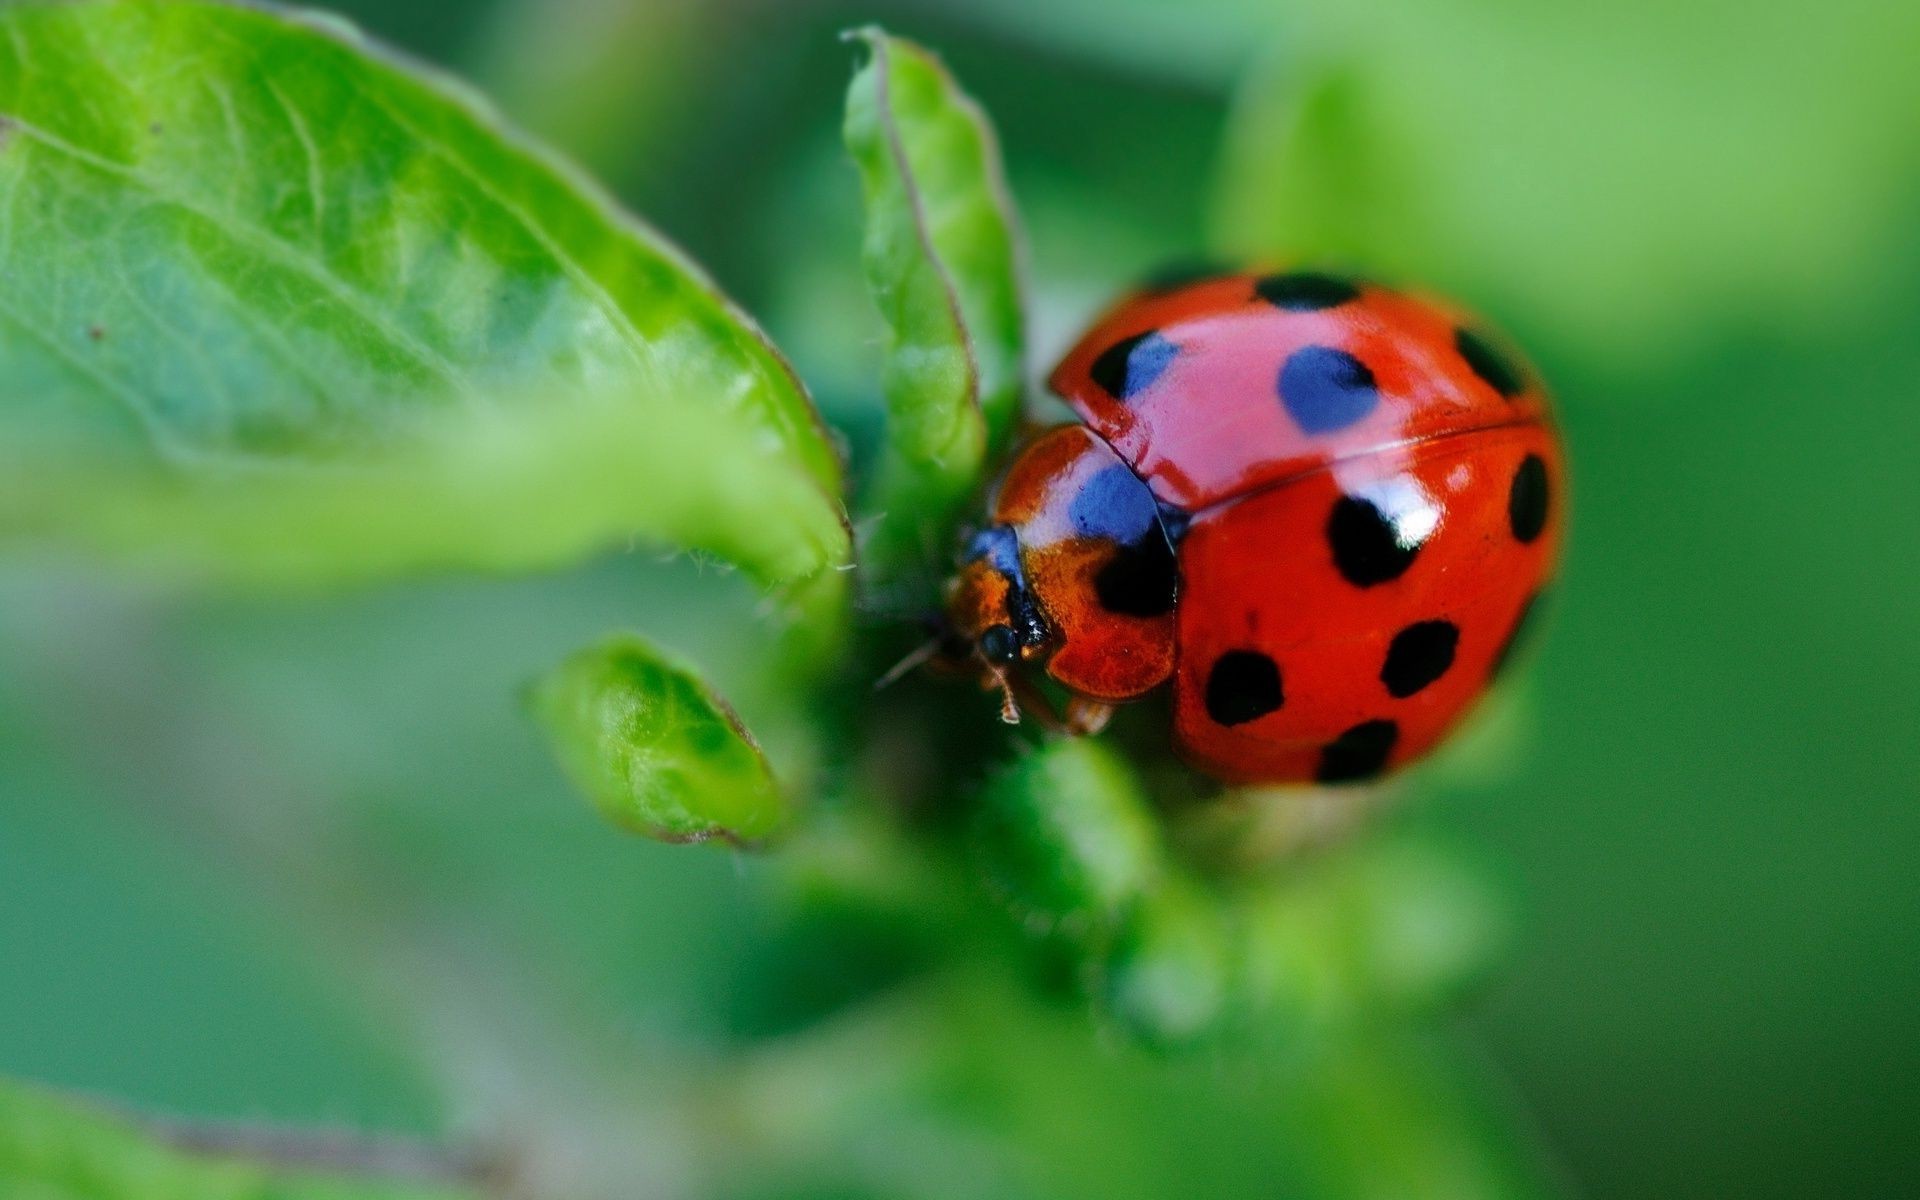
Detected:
[1072,462,1180,616]
[979,624,1020,665]
[1089,330,1178,401]
[1069,465,1160,546]
[1093,538,1179,618]
[1381,619,1459,698]
[1205,650,1284,726]
[1254,271,1360,311]
[1139,260,1227,294]
[1316,719,1399,783]
[1327,495,1423,586]
[1455,327,1526,398]
[1279,345,1378,434]
[1508,454,1550,543]
[1490,591,1544,681]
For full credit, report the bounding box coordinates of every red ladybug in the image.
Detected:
[941,270,1562,785]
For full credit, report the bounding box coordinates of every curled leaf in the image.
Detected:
[0,0,847,607]
[973,739,1164,948]
[530,634,789,846]
[844,27,1026,580]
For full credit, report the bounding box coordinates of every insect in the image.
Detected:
[939,270,1562,786]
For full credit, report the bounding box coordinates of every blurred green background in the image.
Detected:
[2,0,1917,1197]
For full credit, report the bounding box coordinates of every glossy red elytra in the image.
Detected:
[940,270,1563,786]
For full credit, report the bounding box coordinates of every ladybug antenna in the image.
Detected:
[874,636,942,692]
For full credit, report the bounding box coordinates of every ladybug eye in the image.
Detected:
[978,624,1021,666]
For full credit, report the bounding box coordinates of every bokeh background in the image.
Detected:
[3,1,1917,1197]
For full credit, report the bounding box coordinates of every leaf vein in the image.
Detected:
[265,77,326,245]
[0,290,179,454]
[0,112,471,395]
[360,94,651,376]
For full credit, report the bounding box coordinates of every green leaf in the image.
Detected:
[1210,0,1920,357]
[1269,1032,1559,1200]
[0,1079,479,1200]
[0,389,852,635]
[920,0,1274,87]
[970,743,1503,1045]
[844,27,1027,579]
[1090,833,1505,1046]
[1099,876,1236,1047]
[1235,836,1508,1029]
[530,633,789,845]
[1210,56,1430,284]
[973,739,1164,948]
[469,0,718,183]
[0,0,848,603]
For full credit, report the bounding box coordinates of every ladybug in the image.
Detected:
[940,270,1562,786]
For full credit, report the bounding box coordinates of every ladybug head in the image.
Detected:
[938,525,1055,679]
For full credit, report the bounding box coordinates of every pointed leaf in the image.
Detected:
[531,634,789,846]
[0,0,848,603]
[844,27,1026,579]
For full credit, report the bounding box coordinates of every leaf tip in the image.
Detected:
[530,633,791,850]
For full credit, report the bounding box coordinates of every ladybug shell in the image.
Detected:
[1044,271,1563,786]
[1052,272,1554,510]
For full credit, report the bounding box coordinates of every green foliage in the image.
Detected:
[973,740,1163,948]
[468,0,716,184]
[1233,836,1507,1030]
[0,396,851,629]
[1088,832,1504,1048]
[0,1,1731,1196]
[1211,58,1423,288]
[0,0,846,607]
[1212,0,1920,354]
[530,633,789,845]
[1100,875,1235,1045]
[0,1081,477,1200]
[970,739,1505,1046]
[929,0,1273,86]
[1272,1032,1553,1200]
[844,28,1026,583]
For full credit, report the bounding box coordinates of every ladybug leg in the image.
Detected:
[1062,696,1115,736]
[976,664,1031,725]
[991,668,1024,725]
[989,669,1071,733]
[996,672,1115,738]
